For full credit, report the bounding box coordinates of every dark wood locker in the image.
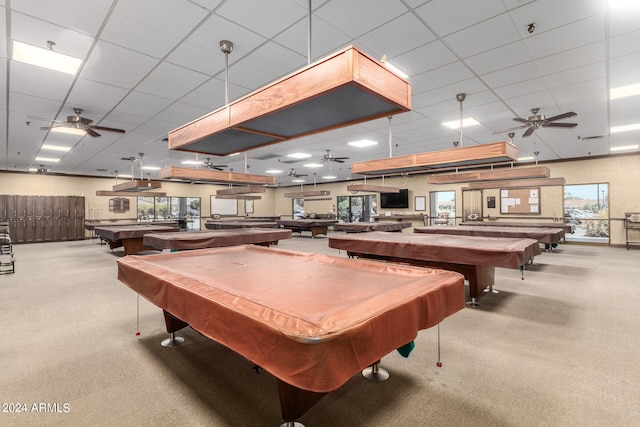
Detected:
[0,195,7,219]
[59,217,70,241]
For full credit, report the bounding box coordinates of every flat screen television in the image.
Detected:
[380,189,409,209]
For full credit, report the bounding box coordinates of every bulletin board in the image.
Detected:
[500,187,540,214]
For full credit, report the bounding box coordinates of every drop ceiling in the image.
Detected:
[2,0,639,187]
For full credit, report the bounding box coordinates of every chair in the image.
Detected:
[434,212,450,225]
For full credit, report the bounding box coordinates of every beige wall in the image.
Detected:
[2,153,638,245]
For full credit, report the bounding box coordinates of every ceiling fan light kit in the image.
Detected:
[39,108,126,137]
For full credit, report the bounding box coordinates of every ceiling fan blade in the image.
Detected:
[40,126,54,131]
[522,126,536,137]
[544,112,576,122]
[91,125,126,134]
[78,117,93,125]
[513,118,529,123]
[333,157,349,160]
[542,122,577,128]
[86,128,101,137]
[492,125,528,134]
[333,159,346,163]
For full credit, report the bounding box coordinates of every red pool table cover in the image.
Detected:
[116,245,464,393]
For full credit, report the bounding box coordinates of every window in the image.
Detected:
[292,198,304,219]
[429,191,455,225]
[337,195,377,223]
[137,196,201,230]
[564,184,609,243]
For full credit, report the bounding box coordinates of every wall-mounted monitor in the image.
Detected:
[380,189,409,209]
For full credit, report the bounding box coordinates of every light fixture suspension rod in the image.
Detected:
[220,40,234,104]
[244,152,248,174]
[457,93,466,148]
[307,0,312,65]
[139,153,144,180]
[388,116,393,157]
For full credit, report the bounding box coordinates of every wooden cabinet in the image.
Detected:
[0,195,85,244]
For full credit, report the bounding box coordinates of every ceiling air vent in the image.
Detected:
[578,135,604,141]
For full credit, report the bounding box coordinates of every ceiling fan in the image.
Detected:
[495,108,577,137]
[203,158,227,170]
[288,169,308,178]
[320,149,349,163]
[39,108,126,137]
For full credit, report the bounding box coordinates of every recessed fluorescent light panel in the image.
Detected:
[442,118,480,129]
[303,163,323,168]
[610,123,640,133]
[291,179,306,183]
[181,160,203,165]
[35,156,60,163]
[265,169,283,174]
[141,166,161,171]
[348,139,378,148]
[50,127,86,136]
[12,41,82,75]
[610,83,640,100]
[322,175,337,179]
[517,156,534,161]
[287,153,312,159]
[610,144,639,152]
[41,144,71,152]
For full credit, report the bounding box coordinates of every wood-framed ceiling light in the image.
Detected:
[167,45,411,156]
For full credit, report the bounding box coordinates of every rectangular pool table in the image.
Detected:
[142,228,292,250]
[93,224,179,255]
[459,221,575,236]
[329,231,541,306]
[414,225,564,251]
[204,220,280,229]
[333,221,412,233]
[116,245,464,424]
[277,219,338,237]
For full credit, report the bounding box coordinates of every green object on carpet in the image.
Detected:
[397,341,415,358]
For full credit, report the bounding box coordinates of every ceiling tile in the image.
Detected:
[414,0,507,36]
[443,13,522,58]
[464,41,533,75]
[217,0,306,39]
[314,0,406,39]
[524,15,605,59]
[80,41,159,89]
[136,62,210,100]
[357,12,436,61]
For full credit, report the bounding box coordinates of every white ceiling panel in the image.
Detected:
[274,15,352,61]
[391,40,458,78]
[80,41,159,89]
[9,62,75,101]
[357,12,436,61]
[443,14,522,59]
[136,62,210,100]
[414,0,507,37]
[216,0,306,39]
[465,41,533,75]
[10,11,95,58]
[314,0,406,39]
[524,15,605,59]
[10,0,111,37]
[1,0,638,181]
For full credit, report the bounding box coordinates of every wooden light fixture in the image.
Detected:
[427,166,550,184]
[168,45,411,156]
[216,186,266,195]
[283,190,330,198]
[346,184,400,193]
[111,179,162,192]
[351,141,518,176]
[158,166,275,185]
[215,194,262,200]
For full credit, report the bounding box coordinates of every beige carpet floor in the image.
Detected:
[0,234,639,426]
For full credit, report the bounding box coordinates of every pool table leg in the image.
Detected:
[277,379,326,425]
[161,310,188,347]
